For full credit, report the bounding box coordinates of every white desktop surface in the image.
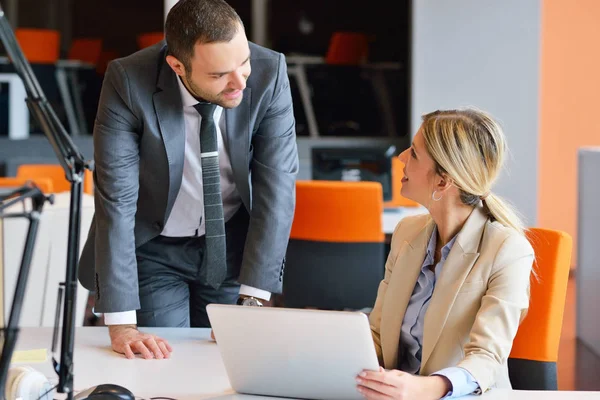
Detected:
[382,206,428,234]
[11,327,599,400]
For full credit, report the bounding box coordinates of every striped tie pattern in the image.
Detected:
[194,102,227,289]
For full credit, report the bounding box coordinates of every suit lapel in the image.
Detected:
[420,206,488,370]
[381,219,435,368]
[153,52,185,216]
[224,88,252,211]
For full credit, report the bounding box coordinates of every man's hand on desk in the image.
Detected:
[109,325,173,360]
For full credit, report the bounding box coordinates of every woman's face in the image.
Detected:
[398,127,440,206]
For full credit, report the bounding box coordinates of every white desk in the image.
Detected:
[12,327,600,400]
[382,206,428,235]
[1,192,94,327]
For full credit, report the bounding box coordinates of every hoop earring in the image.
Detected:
[432,190,443,201]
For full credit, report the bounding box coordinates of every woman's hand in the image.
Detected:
[356,367,451,400]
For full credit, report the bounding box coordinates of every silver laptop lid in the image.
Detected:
[207,304,380,400]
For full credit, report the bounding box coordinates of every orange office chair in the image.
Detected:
[16,164,94,195]
[282,180,384,310]
[67,38,103,65]
[0,177,54,194]
[508,228,572,390]
[15,28,60,64]
[137,32,164,49]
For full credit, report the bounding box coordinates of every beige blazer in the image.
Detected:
[369,206,534,393]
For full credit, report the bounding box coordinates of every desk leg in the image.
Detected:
[288,64,319,138]
[67,69,88,135]
[55,67,79,136]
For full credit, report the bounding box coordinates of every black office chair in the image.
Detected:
[282,180,385,310]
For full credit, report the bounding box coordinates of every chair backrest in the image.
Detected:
[282,180,384,310]
[290,180,384,243]
[325,32,370,65]
[0,177,54,194]
[16,164,93,195]
[15,28,60,64]
[508,227,572,390]
[137,32,164,49]
[67,38,103,65]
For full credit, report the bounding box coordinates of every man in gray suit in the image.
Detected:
[78,0,298,359]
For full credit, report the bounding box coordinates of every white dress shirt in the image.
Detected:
[104,78,270,325]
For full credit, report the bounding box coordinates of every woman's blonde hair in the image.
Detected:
[420,107,526,236]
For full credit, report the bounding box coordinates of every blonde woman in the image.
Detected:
[356,109,534,399]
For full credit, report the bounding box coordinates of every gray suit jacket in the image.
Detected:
[78,41,299,313]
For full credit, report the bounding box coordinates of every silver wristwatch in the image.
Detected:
[237,296,263,307]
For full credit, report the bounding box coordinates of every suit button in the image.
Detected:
[153,221,163,231]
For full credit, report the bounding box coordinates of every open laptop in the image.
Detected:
[206,304,380,400]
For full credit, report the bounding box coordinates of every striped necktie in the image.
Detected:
[193,102,227,289]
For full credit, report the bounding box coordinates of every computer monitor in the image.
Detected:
[311,145,396,201]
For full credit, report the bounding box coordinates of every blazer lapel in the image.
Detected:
[224,88,252,211]
[153,52,185,216]
[420,206,488,370]
[381,219,435,369]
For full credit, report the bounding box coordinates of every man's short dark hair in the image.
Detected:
[165,0,243,71]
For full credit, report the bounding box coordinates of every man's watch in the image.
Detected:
[236,296,263,307]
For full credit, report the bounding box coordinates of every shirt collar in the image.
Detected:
[176,76,201,108]
[426,225,458,263]
[176,76,223,122]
